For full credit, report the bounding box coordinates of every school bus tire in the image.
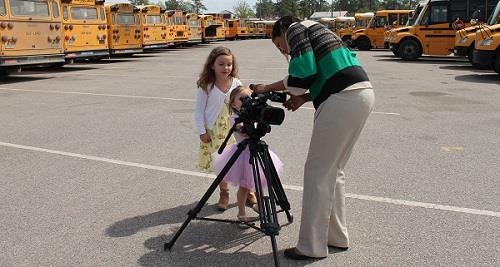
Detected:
[342,36,352,47]
[357,36,371,51]
[398,39,422,61]
[391,45,400,57]
[0,70,10,78]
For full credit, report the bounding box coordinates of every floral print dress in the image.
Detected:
[197,102,235,173]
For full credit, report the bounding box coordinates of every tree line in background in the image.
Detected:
[253,0,418,19]
[128,0,418,19]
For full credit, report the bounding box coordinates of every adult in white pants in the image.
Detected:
[254,16,375,260]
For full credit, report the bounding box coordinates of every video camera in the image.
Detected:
[239,85,287,127]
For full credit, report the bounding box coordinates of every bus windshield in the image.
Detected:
[71,7,97,20]
[409,4,424,26]
[487,2,500,25]
[146,15,161,24]
[175,16,184,25]
[118,13,135,25]
[10,0,50,17]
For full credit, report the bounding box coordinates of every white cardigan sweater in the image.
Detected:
[194,78,242,135]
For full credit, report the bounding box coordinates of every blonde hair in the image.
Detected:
[197,46,239,93]
[229,86,252,114]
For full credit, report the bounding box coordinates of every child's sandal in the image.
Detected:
[216,189,230,211]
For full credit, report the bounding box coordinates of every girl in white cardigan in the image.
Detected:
[194,47,257,211]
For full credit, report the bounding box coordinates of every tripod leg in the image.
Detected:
[250,145,281,267]
[270,235,280,267]
[164,140,248,251]
[258,146,293,223]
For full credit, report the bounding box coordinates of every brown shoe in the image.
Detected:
[246,192,257,207]
[246,192,259,213]
[216,188,230,211]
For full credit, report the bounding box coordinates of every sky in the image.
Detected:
[203,0,258,13]
[106,0,259,13]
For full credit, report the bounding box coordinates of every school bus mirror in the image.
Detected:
[95,0,105,5]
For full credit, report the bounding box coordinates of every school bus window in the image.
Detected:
[450,0,467,20]
[118,14,135,25]
[430,5,448,24]
[146,15,161,24]
[63,6,68,20]
[400,14,408,25]
[375,16,387,27]
[71,7,97,20]
[189,19,199,26]
[99,7,105,21]
[0,0,5,16]
[388,13,397,25]
[10,0,50,17]
[52,0,59,18]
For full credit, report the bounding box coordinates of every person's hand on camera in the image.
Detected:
[284,94,307,111]
[200,133,211,143]
[252,84,268,94]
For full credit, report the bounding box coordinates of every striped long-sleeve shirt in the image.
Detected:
[283,20,372,109]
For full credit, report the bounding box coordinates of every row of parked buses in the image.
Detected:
[0,0,275,76]
[320,0,499,74]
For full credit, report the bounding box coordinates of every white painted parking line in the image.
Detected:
[0,87,400,115]
[1,141,498,218]
[0,87,195,102]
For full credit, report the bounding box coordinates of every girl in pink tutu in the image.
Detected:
[213,86,284,221]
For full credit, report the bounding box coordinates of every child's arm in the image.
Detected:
[194,89,211,143]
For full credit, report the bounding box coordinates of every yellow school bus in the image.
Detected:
[248,20,256,37]
[213,15,225,41]
[455,0,498,64]
[105,3,142,56]
[61,0,109,61]
[167,10,188,45]
[254,21,266,38]
[354,12,374,30]
[473,0,500,74]
[138,5,168,49]
[237,19,251,39]
[352,9,412,50]
[0,0,65,76]
[185,13,201,44]
[199,15,217,43]
[161,9,175,46]
[385,1,427,52]
[225,18,238,40]
[263,20,275,38]
[389,0,496,60]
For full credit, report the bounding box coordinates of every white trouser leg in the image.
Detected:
[296,88,374,257]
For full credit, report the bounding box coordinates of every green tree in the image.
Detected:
[165,0,196,12]
[234,0,256,18]
[129,0,150,6]
[192,0,206,14]
[276,0,299,17]
[255,0,276,19]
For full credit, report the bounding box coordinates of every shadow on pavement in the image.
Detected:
[454,74,500,85]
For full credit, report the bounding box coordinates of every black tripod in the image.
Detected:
[164,119,293,267]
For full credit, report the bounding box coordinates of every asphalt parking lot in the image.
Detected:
[0,39,499,266]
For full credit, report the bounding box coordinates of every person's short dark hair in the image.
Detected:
[272,16,302,40]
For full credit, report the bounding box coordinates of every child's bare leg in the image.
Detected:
[217,181,230,211]
[237,187,250,217]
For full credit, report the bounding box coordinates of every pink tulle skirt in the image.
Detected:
[213,144,284,190]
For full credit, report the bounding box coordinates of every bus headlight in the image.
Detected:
[458,36,468,43]
[479,38,493,46]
